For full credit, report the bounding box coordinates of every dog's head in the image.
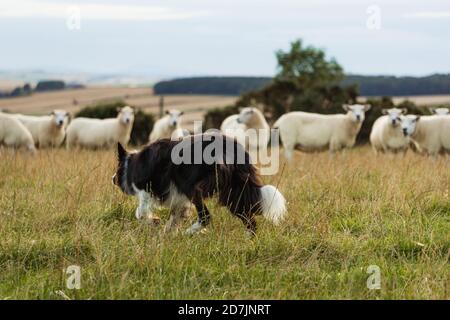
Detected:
[112,143,135,195]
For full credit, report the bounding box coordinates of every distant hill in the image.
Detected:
[154,74,450,96]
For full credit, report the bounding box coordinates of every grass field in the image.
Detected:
[0,146,448,299]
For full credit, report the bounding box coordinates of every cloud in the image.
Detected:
[403,11,450,19]
[0,0,209,21]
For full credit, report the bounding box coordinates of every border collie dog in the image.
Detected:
[112,132,286,235]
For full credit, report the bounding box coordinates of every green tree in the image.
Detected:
[236,39,351,118]
[275,40,344,88]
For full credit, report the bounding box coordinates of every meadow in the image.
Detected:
[0,146,448,299]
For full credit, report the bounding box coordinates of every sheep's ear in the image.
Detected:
[50,110,55,116]
[415,115,421,122]
[401,108,408,114]
[179,111,184,116]
[364,104,371,111]
[342,104,350,111]
[117,143,127,161]
[381,109,388,115]
[66,112,72,123]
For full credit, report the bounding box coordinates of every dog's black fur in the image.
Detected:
[113,132,265,233]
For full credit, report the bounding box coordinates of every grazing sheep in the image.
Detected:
[149,110,184,143]
[273,104,371,160]
[431,108,449,116]
[370,108,409,154]
[0,113,36,153]
[400,114,450,156]
[66,106,134,149]
[221,107,270,150]
[12,110,70,148]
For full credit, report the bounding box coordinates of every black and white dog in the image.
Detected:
[112,132,286,235]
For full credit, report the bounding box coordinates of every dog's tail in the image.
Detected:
[258,185,286,225]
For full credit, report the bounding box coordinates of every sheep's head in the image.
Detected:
[165,110,184,127]
[382,107,407,127]
[432,108,449,116]
[236,107,256,124]
[50,110,70,128]
[343,104,371,123]
[399,114,420,137]
[117,106,135,125]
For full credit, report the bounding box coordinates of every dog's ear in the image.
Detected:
[117,143,127,161]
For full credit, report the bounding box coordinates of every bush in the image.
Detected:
[203,105,240,130]
[75,100,154,146]
[35,80,66,92]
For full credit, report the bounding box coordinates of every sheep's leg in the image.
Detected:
[284,145,294,162]
[135,191,160,225]
[329,140,341,159]
[186,193,210,235]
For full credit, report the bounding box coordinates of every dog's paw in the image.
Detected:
[185,222,205,235]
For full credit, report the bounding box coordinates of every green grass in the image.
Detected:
[0,147,448,299]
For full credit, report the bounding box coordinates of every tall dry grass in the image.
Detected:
[0,147,448,299]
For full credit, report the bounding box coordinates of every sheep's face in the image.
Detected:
[51,110,70,128]
[433,108,449,115]
[118,106,135,125]
[382,108,406,127]
[343,104,371,123]
[399,115,420,137]
[236,107,255,124]
[166,110,184,127]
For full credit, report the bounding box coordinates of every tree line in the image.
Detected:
[154,74,450,97]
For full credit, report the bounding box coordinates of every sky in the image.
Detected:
[0,0,449,78]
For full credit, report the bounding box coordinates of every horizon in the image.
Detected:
[1,0,450,79]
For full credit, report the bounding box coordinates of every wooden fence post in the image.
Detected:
[159,96,164,118]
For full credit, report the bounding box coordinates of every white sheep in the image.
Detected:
[370,108,409,154]
[431,108,449,116]
[66,106,135,149]
[0,113,36,153]
[399,114,450,156]
[149,110,184,143]
[221,107,270,150]
[273,104,371,160]
[12,110,70,148]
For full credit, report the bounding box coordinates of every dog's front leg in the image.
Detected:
[135,191,160,225]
